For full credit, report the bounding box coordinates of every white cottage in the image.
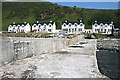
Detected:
[62,20,85,34]
[92,21,114,34]
[32,21,56,33]
[84,29,93,33]
[8,22,31,33]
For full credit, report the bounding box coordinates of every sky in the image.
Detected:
[1,0,119,9]
[51,2,119,9]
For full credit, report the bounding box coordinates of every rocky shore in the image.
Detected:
[97,39,120,52]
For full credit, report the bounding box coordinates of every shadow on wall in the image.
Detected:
[96,50,120,79]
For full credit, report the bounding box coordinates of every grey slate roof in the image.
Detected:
[32,21,54,25]
[62,21,84,25]
[92,21,113,25]
[10,22,27,26]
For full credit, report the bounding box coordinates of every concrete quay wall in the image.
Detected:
[0,35,82,66]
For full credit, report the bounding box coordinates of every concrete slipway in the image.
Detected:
[0,37,108,78]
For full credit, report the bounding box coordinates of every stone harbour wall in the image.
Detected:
[1,36,34,66]
[0,35,82,66]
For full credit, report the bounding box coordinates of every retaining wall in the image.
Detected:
[0,35,82,66]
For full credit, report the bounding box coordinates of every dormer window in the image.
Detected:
[38,24,41,28]
[95,24,97,27]
[64,24,66,27]
[44,25,46,27]
[105,25,107,27]
[69,24,72,27]
[18,25,20,27]
[63,23,66,27]
[110,25,112,27]
[80,24,83,26]
[75,23,77,27]
[100,24,103,27]
[34,25,36,27]
[49,25,51,27]
[44,26,46,29]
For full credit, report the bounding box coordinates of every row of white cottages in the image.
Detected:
[8,20,114,34]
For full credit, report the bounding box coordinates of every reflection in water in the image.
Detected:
[96,50,120,79]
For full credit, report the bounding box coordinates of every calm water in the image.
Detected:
[96,50,120,79]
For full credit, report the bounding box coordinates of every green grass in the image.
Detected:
[94,33,108,38]
[85,25,92,29]
[2,2,119,31]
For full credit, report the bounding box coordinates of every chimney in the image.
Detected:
[13,22,15,24]
[95,21,97,23]
[50,21,52,23]
[65,20,68,23]
[80,20,82,22]
[37,21,39,23]
[111,22,113,24]
[24,22,27,24]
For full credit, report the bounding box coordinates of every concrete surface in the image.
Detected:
[0,39,107,78]
[0,35,82,66]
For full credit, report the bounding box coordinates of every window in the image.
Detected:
[75,28,76,31]
[63,29,68,31]
[98,29,100,32]
[69,24,71,27]
[100,23,103,27]
[21,30,24,32]
[48,29,52,32]
[64,24,66,27]
[49,25,51,27]
[75,24,77,27]
[110,25,112,27]
[69,23,72,27]
[43,29,45,31]
[72,29,74,32]
[105,25,107,27]
[95,29,98,32]
[108,29,111,32]
[39,25,41,28]
[34,25,36,27]
[44,25,46,27]
[79,28,82,31]
[80,24,83,26]
[104,29,106,32]
[69,29,71,32]
[44,25,46,29]
[95,25,97,27]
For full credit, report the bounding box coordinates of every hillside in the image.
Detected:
[2,2,119,31]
